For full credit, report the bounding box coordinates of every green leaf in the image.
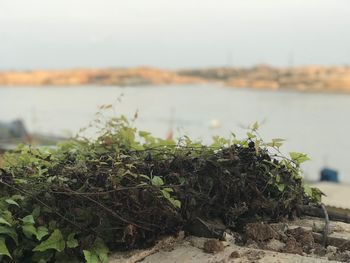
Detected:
[22,224,37,239]
[289,152,311,165]
[139,131,151,137]
[33,229,65,252]
[32,206,41,219]
[93,239,108,262]
[310,187,323,203]
[246,132,256,139]
[138,174,150,181]
[0,217,11,227]
[267,138,285,148]
[170,199,181,208]
[66,233,79,248]
[5,199,19,207]
[211,136,230,148]
[161,189,171,199]
[83,250,99,263]
[0,226,18,244]
[83,238,108,263]
[0,237,12,259]
[13,178,27,184]
[22,215,35,224]
[151,176,164,186]
[36,226,49,241]
[303,184,313,197]
[251,121,259,131]
[22,224,48,240]
[11,195,24,201]
[277,183,285,192]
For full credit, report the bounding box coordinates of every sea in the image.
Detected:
[1,84,350,182]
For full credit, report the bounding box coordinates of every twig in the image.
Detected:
[0,179,85,232]
[57,188,155,232]
[299,204,350,224]
[321,203,330,247]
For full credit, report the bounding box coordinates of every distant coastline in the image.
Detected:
[0,67,203,87]
[1,65,350,93]
[179,65,350,93]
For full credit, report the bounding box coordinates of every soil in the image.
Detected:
[203,239,225,254]
[110,217,350,262]
[242,220,350,262]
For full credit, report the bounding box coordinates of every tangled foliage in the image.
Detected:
[0,116,321,262]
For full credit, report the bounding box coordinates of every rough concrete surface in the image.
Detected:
[109,217,350,263]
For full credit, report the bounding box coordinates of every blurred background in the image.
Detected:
[1,0,350,184]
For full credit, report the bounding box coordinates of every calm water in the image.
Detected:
[1,84,350,182]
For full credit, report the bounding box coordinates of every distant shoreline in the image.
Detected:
[1,65,350,93]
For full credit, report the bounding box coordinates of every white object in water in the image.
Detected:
[209,119,220,129]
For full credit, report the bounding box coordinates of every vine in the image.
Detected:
[0,114,321,262]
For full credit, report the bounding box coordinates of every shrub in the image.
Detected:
[0,117,321,262]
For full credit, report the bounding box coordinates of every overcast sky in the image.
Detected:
[0,0,349,69]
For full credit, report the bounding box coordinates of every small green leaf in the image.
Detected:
[139,131,151,137]
[267,138,285,148]
[0,226,18,244]
[13,178,27,184]
[246,132,256,139]
[138,174,150,181]
[11,195,24,201]
[0,217,11,227]
[83,250,99,263]
[22,224,37,239]
[36,226,49,241]
[251,121,259,131]
[22,215,35,224]
[92,238,108,263]
[22,220,48,240]
[277,183,285,192]
[0,237,12,259]
[83,238,108,263]
[289,152,311,165]
[303,184,313,197]
[170,199,181,208]
[5,199,19,207]
[32,206,41,219]
[151,176,164,186]
[66,233,79,248]
[33,229,65,252]
[161,189,171,199]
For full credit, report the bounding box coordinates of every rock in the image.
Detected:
[313,243,326,256]
[245,239,260,249]
[312,222,325,233]
[187,236,207,249]
[286,227,314,252]
[270,223,288,239]
[326,245,337,255]
[327,251,350,262]
[203,239,225,254]
[265,239,285,252]
[186,217,226,239]
[243,250,265,261]
[245,222,279,242]
[283,237,303,255]
[230,251,240,258]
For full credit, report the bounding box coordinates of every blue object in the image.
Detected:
[320,168,339,182]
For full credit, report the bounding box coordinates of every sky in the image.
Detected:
[0,0,349,70]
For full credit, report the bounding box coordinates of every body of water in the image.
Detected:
[1,84,350,182]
